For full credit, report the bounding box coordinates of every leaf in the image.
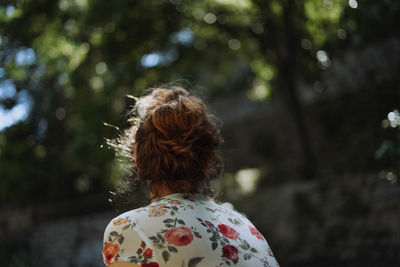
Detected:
[108,237,112,242]
[118,235,124,244]
[172,206,179,211]
[154,243,164,249]
[225,260,231,265]
[168,245,178,253]
[110,231,118,236]
[128,256,139,263]
[171,211,175,216]
[233,258,238,264]
[165,223,174,228]
[177,219,185,225]
[162,250,170,262]
[163,219,174,223]
[212,242,218,250]
[244,254,251,260]
[157,233,165,243]
[196,218,203,222]
[250,247,258,253]
[157,233,164,240]
[240,240,250,250]
[188,257,204,267]
[149,236,159,242]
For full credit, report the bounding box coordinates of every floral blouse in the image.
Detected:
[103,193,279,267]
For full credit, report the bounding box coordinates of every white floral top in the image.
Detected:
[103,193,279,267]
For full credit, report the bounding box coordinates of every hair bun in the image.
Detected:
[133,86,223,193]
[159,139,194,157]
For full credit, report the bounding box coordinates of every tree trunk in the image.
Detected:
[277,0,315,179]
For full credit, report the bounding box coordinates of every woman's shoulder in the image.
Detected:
[103,208,160,265]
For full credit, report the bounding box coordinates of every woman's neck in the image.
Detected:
[149,185,175,202]
[148,181,193,202]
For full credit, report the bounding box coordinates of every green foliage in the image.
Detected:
[1,0,400,206]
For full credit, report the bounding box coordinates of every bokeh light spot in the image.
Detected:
[228,39,241,50]
[55,107,66,120]
[235,168,261,195]
[204,13,217,24]
[95,62,107,75]
[348,0,358,9]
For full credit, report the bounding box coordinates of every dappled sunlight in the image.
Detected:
[213,0,252,10]
[316,50,331,69]
[1,0,400,265]
[305,0,346,46]
[381,109,400,128]
[15,48,36,66]
[247,78,271,101]
[140,49,179,68]
[379,171,398,184]
[235,168,261,195]
[348,0,358,9]
[0,91,31,132]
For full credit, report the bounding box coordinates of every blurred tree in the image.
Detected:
[0,0,187,205]
[1,0,399,206]
[174,0,350,179]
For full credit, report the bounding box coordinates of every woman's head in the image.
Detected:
[111,85,223,199]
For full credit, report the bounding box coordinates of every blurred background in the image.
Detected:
[1,0,400,266]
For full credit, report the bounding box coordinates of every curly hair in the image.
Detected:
[108,84,223,203]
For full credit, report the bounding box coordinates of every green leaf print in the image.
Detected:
[250,247,258,253]
[188,257,204,267]
[168,245,178,253]
[162,250,170,262]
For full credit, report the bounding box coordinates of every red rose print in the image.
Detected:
[137,248,143,254]
[143,248,153,258]
[248,225,264,240]
[141,241,146,247]
[141,262,159,267]
[164,226,194,246]
[218,224,239,240]
[103,243,119,264]
[222,245,239,261]
[205,221,214,227]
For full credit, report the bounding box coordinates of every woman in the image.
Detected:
[103,86,279,267]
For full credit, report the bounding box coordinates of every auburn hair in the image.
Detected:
[109,85,223,200]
